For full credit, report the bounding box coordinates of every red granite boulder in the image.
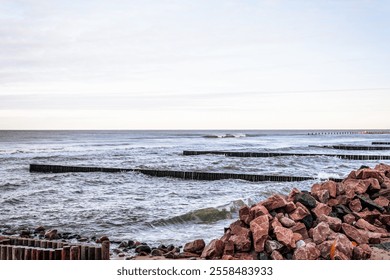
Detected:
[184,239,205,255]
[250,215,269,253]
[262,194,287,211]
[311,203,332,218]
[312,222,332,244]
[341,223,369,244]
[293,242,320,260]
[201,239,224,259]
[274,226,295,249]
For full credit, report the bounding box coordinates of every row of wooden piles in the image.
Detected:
[0,237,110,260]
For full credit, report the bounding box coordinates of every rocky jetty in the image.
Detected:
[134,163,390,260]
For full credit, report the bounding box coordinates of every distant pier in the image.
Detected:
[29,164,341,182]
[309,145,390,151]
[183,150,390,160]
[372,142,390,145]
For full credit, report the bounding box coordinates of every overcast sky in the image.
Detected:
[0,0,389,129]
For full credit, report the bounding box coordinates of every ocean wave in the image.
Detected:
[203,133,246,139]
[2,197,24,205]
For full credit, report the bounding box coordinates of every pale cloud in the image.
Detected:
[0,0,389,129]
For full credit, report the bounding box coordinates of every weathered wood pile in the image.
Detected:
[181,163,390,260]
[0,234,110,260]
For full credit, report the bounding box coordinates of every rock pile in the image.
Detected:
[185,164,390,260]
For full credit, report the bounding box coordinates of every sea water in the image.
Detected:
[1,130,389,245]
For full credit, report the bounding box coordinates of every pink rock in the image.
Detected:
[317,189,330,203]
[380,214,390,226]
[290,222,309,240]
[322,181,337,198]
[317,240,333,259]
[318,214,342,232]
[265,240,284,254]
[223,240,234,256]
[221,255,237,260]
[229,221,252,252]
[274,226,295,249]
[357,169,385,184]
[374,196,390,207]
[343,179,369,195]
[239,206,252,225]
[249,204,269,220]
[311,181,336,200]
[234,252,255,260]
[220,229,232,243]
[343,214,356,224]
[336,182,346,195]
[201,239,224,259]
[327,195,349,207]
[292,242,320,260]
[332,233,354,259]
[311,203,332,218]
[262,194,288,211]
[229,220,248,234]
[355,218,387,233]
[285,201,297,213]
[289,203,310,221]
[352,244,372,260]
[313,222,332,244]
[44,229,59,240]
[349,199,362,212]
[374,163,390,173]
[366,178,381,191]
[287,188,301,202]
[270,217,283,231]
[293,232,303,243]
[346,170,357,180]
[279,216,296,228]
[271,250,284,260]
[356,209,381,223]
[184,239,205,254]
[341,223,369,244]
[250,215,269,253]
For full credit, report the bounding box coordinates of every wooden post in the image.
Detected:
[12,247,21,260]
[36,249,43,260]
[28,239,35,247]
[102,241,110,260]
[0,245,6,260]
[43,249,50,260]
[24,247,32,260]
[55,248,62,260]
[88,246,95,260]
[80,245,88,260]
[41,240,48,248]
[62,246,70,260]
[49,249,55,260]
[31,248,38,260]
[7,246,12,260]
[70,246,79,260]
[95,247,102,260]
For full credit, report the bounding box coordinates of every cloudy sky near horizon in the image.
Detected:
[0,0,389,129]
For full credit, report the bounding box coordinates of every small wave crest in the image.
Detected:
[2,197,24,205]
[203,133,246,139]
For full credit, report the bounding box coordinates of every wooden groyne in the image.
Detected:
[0,236,109,260]
[372,142,390,145]
[183,150,390,160]
[310,145,390,151]
[29,164,338,182]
